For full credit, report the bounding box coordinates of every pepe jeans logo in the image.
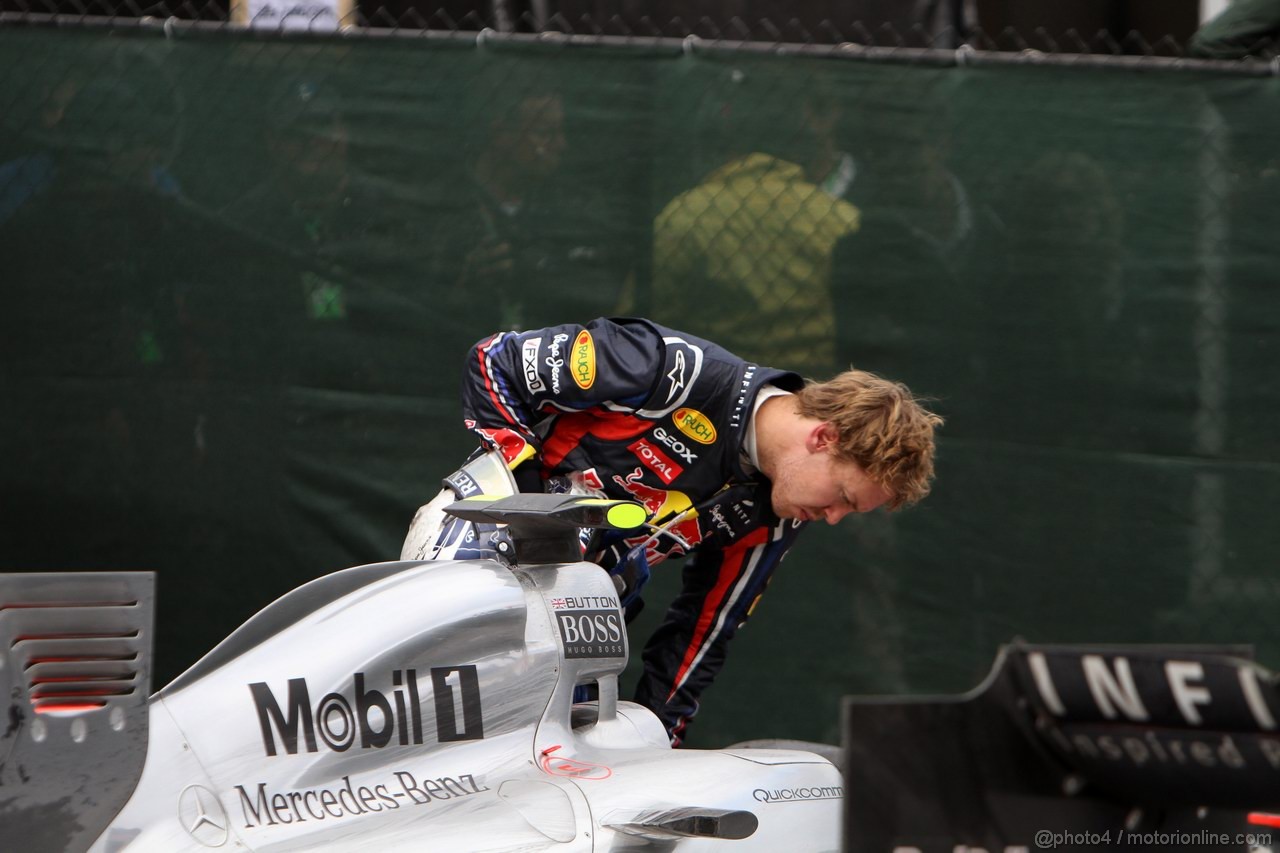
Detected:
[545,333,570,394]
[708,505,734,538]
[249,667,484,757]
[673,408,716,444]
[572,330,596,389]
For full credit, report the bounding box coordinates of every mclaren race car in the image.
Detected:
[0,492,841,852]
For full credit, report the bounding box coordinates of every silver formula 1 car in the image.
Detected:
[0,492,841,852]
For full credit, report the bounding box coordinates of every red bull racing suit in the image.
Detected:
[461,316,807,745]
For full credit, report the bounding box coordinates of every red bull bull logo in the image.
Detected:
[611,468,703,561]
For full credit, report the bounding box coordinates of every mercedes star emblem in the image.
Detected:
[177,784,229,847]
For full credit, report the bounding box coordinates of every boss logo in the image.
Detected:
[555,610,624,659]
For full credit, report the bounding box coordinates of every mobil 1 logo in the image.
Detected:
[550,596,625,659]
[249,666,484,758]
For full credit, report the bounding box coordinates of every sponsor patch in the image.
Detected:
[545,333,570,394]
[576,467,606,491]
[752,785,843,804]
[553,595,617,610]
[249,667,483,757]
[470,426,534,469]
[652,426,697,463]
[612,469,703,562]
[674,407,717,444]
[664,349,687,404]
[571,330,596,390]
[235,770,489,829]
[443,470,482,498]
[730,365,757,428]
[178,785,229,846]
[628,437,683,485]
[555,610,625,659]
[521,337,545,393]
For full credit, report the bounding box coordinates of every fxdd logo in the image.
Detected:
[521,337,545,393]
[249,667,484,757]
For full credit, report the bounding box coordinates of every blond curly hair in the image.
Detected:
[794,370,943,510]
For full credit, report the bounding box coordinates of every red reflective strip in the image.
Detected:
[34,702,106,714]
[541,411,652,469]
[30,676,131,685]
[665,529,769,702]
[1249,813,1280,829]
[31,688,131,699]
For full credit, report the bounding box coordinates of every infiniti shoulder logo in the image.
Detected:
[178,784,229,847]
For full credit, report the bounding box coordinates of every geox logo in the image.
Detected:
[249,667,484,757]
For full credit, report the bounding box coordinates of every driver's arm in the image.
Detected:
[459,317,667,471]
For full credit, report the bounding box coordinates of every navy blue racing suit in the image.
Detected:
[461,316,807,745]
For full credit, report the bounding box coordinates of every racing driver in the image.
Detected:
[402,316,942,745]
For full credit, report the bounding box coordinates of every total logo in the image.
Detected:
[572,329,596,390]
[628,437,683,485]
[673,408,716,444]
[249,667,484,758]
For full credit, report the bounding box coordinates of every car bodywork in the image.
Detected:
[0,495,840,852]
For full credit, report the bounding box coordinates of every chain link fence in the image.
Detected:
[2,8,1278,745]
[3,0,1280,57]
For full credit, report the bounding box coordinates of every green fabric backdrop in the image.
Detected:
[2,26,1277,746]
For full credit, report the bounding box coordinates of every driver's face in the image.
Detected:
[769,450,892,524]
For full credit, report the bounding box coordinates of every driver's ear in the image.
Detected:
[808,422,839,453]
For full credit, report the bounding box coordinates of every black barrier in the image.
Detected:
[842,643,1280,852]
